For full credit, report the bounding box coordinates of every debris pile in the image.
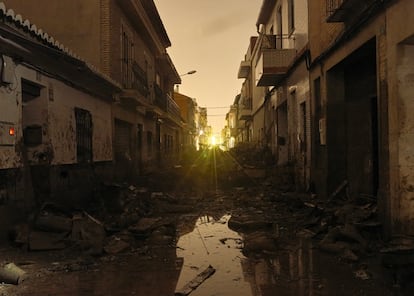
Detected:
[8,186,185,257]
[289,193,380,262]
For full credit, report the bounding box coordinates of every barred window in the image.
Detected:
[75,108,93,163]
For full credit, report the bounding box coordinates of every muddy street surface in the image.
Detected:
[1,148,413,295]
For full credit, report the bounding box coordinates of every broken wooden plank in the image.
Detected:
[329,180,348,200]
[175,265,216,296]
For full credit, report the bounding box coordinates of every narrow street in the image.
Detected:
[1,148,411,296]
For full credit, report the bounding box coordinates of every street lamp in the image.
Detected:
[176,70,197,92]
[180,70,197,77]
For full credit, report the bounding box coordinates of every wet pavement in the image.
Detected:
[1,148,414,295]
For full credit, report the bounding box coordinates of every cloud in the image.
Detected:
[201,10,251,38]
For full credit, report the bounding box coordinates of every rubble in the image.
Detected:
[228,214,273,232]
[104,236,130,254]
[35,213,72,233]
[128,217,162,237]
[28,231,67,251]
[71,212,106,255]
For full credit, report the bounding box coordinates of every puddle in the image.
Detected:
[2,214,401,296]
[175,214,397,296]
[175,214,249,296]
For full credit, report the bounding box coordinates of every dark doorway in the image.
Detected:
[327,38,379,198]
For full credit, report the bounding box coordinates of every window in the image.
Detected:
[288,0,295,35]
[22,79,43,146]
[121,24,134,88]
[75,108,93,163]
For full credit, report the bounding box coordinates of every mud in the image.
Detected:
[1,148,413,295]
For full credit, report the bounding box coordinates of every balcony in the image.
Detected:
[238,97,252,121]
[154,84,167,110]
[166,94,181,119]
[238,109,252,121]
[154,85,181,120]
[238,60,251,79]
[326,0,389,23]
[132,61,149,97]
[255,49,296,87]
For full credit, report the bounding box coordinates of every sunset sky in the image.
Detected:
[154,0,263,135]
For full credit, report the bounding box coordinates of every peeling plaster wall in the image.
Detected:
[1,55,114,211]
[0,77,22,169]
[286,60,311,190]
[47,79,113,164]
[11,64,113,166]
[386,0,414,235]
[395,45,414,234]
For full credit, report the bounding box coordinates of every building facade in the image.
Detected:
[308,0,414,237]
[0,5,120,239]
[173,91,198,153]
[4,0,183,177]
[237,0,310,189]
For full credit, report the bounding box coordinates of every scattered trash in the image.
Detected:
[0,263,27,285]
[174,265,216,296]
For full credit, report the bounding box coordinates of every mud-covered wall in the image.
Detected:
[386,0,414,235]
[12,64,113,165]
[0,57,22,169]
[48,79,113,164]
[286,60,311,191]
[395,45,414,234]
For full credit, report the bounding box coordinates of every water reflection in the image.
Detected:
[175,214,394,296]
[175,214,323,296]
[240,239,323,296]
[175,214,250,296]
[9,254,183,296]
[6,214,396,295]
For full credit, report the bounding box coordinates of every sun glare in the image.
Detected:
[210,135,217,146]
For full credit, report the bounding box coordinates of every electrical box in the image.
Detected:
[0,122,16,146]
[319,118,326,145]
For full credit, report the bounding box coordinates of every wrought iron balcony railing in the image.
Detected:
[132,61,149,97]
[154,85,181,120]
[166,94,181,119]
